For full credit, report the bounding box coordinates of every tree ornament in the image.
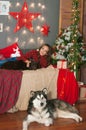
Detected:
[9,1,41,33]
[41,24,50,36]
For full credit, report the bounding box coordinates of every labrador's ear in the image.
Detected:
[30,90,35,97]
[42,88,48,95]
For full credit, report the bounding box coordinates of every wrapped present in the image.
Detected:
[80,63,86,84]
[57,60,67,69]
[79,85,86,100]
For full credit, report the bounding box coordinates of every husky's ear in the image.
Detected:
[30,91,35,97]
[42,88,48,95]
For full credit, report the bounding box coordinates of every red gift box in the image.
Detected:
[79,85,86,100]
[57,60,67,69]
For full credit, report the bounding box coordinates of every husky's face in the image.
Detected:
[30,88,48,110]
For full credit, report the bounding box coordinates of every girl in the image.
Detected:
[17,43,53,68]
[0,44,53,70]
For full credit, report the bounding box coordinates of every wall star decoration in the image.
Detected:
[41,24,50,36]
[9,1,41,33]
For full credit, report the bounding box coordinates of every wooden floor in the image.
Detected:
[0,101,86,130]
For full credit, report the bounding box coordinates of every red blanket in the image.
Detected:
[0,69,22,114]
[57,69,79,105]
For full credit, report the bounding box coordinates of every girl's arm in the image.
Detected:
[40,56,49,68]
[17,50,35,61]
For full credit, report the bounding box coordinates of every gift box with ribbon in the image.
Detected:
[57,60,67,69]
[79,85,86,100]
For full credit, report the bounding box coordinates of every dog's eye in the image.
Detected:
[37,95,41,100]
[37,97,44,100]
[40,95,44,99]
[37,95,44,100]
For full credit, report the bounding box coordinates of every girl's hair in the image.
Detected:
[39,43,53,65]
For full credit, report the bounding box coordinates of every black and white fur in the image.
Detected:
[0,59,40,70]
[23,88,83,130]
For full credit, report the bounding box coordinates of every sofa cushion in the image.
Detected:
[0,43,23,59]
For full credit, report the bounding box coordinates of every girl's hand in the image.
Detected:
[25,60,31,67]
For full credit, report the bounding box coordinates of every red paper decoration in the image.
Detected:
[41,24,50,36]
[9,1,41,33]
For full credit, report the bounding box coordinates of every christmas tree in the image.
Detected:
[52,0,86,80]
[69,0,84,79]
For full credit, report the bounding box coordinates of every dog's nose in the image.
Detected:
[40,103,44,106]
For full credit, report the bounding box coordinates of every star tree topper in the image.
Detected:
[9,1,41,33]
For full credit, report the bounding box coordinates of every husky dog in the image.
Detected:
[23,88,83,130]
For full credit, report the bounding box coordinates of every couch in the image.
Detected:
[0,42,79,113]
[0,65,79,114]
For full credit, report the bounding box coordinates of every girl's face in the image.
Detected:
[39,45,49,56]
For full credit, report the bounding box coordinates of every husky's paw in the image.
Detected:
[44,118,53,126]
[23,127,28,130]
[79,116,83,122]
[75,116,83,123]
[22,128,27,130]
[23,120,28,130]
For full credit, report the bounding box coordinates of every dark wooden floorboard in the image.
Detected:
[0,101,86,130]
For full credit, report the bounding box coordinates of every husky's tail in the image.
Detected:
[49,99,79,114]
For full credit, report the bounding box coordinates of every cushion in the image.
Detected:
[0,43,23,59]
[0,54,6,60]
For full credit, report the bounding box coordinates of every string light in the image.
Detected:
[29,38,35,43]
[5,26,10,32]
[37,37,44,44]
[9,2,12,8]
[15,37,19,42]
[30,3,35,8]
[20,41,26,48]
[8,15,12,20]
[16,15,19,19]
[38,3,41,7]
[38,16,45,21]
[41,16,45,21]
[40,39,44,44]
[16,2,20,7]
[7,0,48,47]
[36,25,41,30]
[22,29,27,35]
[7,37,11,43]
[37,37,41,40]
[42,5,45,9]
[24,7,27,11]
